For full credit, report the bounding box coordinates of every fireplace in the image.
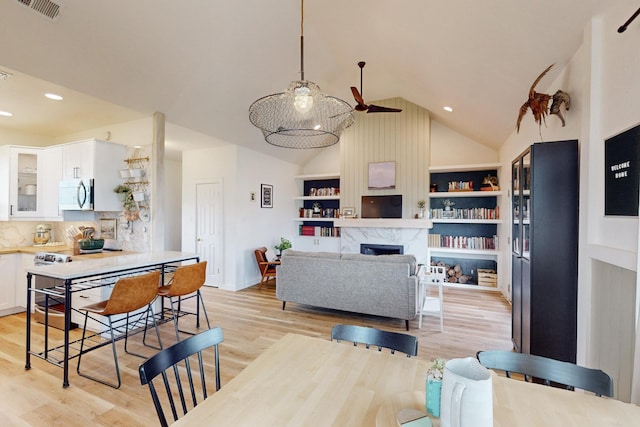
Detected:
[360,243,404,256]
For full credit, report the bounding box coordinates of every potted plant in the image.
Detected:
[274,237,292,258]
[113,184,138,218]
[417,200,426,218]
[426,357,446,417]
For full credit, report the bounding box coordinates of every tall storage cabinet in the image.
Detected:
[511,139,578,363]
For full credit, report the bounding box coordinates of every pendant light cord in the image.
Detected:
[300,0,305,81]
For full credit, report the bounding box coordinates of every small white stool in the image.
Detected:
[418,265,445,331]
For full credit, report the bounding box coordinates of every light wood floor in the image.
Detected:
[0,282,513,426]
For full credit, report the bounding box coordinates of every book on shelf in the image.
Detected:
[299,225,340,237]
[430,207,499,220]
[428,234,498,250]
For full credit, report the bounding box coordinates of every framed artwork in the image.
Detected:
[261,184,273,208]
[368,161,396,189]
[342,207,355,218]
[100,218,117,240]
[604,124,640,216]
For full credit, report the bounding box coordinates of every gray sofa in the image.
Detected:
[276,250,418,329]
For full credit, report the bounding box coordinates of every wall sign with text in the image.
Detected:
[605,124,640,216]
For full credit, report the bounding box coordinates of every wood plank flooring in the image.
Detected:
[0,282,512,426]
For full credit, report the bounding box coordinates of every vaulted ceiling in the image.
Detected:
[0,0,609,164]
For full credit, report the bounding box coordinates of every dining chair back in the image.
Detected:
[476,350,614,397]
[330,324,418,357]
[157,261,210,340]
[77,270,163,388]
[139,327,224,427]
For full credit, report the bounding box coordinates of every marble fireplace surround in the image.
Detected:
[334,219,432,264]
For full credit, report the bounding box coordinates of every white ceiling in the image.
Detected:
[0,0,610,164]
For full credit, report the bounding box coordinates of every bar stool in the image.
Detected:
[157,261,211,340]
[76,270,163,389]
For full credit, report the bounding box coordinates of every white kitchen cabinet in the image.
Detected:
[60,139,127,212]
[0,146,42,220]
[0,254,17,315]
[41,146,63,220]
[0,146,63,221]
[15,254,34,310]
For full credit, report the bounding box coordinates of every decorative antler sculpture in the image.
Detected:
[516,64,570,133]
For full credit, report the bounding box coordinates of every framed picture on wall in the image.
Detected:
[368,161,396,189]
[100,218,117,240]
[261,184,273,208]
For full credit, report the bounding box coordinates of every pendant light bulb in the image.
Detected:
[294,85,314,113]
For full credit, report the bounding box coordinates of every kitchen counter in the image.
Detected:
[0,245,71,255]
[0,245,136,260]
[26,251,198,280]
[25,250,200,387]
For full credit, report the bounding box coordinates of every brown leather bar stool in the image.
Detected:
[157,261,211,340]
[76,270,163,389]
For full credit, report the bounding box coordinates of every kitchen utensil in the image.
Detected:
[440,357,492,427]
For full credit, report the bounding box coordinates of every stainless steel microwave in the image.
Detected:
[59,178,94,210]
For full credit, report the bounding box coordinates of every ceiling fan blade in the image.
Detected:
[367,104,402,113]
[350,86,368,110]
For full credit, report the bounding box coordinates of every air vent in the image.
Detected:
[12,0,64,22]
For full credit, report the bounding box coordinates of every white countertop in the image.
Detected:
[26,251,199,280]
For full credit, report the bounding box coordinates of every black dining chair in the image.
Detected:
[139,327,224,427]
[476,350,614,397]
[330,324,418,357]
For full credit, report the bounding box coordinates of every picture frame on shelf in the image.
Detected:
[100,218,117,240]
[342,207,355,218]
[261,184,273,208]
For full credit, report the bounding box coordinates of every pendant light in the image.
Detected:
[248,0,354,149]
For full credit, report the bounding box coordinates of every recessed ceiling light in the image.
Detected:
[443,106,453,112]
[45,93,63,101]
[0,111,13,117]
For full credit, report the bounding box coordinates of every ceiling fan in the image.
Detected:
[350,61,402,113]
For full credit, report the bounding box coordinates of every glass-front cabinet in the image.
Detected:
[511,151,530,259]
[0,146,44,220]
[15,152,39,214]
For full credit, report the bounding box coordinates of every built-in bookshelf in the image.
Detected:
[293,173,341,252]
[428,163,502,290]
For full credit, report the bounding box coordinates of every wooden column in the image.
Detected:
[151,112,165,251]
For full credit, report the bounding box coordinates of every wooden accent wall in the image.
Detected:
[339,97,430,218]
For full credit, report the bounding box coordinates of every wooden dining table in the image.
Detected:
[173,333,640,426]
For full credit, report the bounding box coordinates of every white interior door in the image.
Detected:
[195,181,223,286]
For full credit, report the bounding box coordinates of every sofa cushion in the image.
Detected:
[340,253,417,275]
[283,250,341,259]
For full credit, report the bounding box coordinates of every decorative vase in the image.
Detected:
[426,378,442,418]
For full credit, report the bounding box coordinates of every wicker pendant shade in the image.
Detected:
[248,0,354,149]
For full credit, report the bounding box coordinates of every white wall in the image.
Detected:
[182,144,298,291]
[430,120,498,166]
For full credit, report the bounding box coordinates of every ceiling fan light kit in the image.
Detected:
[248,0,354,149]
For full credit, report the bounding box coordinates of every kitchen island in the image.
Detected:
[24,251,199,387]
